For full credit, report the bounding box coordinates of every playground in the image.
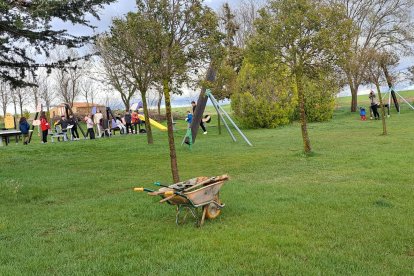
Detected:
[1,93,414,275]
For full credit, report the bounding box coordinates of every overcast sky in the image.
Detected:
[51,0,414,102]
[52,0,239,36]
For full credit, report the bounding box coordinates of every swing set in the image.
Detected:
[182,89,252,149]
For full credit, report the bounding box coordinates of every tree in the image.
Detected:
[364,49,389,135]
[79,62,100,110]
[211,3,241,100]
[0,0,116,87]
[15,88,29,117]
[95,38,138,112]
[38,77,55,113]
[10,90,18,117]
[407,66,414,84]
[102,12,164,144]
[254,0,352,153]
[0,82,10,118]
[134,0,219,182]
[330,0,414,112]
[234,0,265,48]
[231,61,297,128]
[52,49,85,108]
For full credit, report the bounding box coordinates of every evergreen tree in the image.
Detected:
[0,0,115,87]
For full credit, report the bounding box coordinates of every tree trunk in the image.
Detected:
[122,95,130,112]
[141,91,154,144]
[85,98,90,114]
[191,66,216,143]
[375,82,387,135]
[163,79,180,183]
[157,91,163,115]
[33,88,39,110]
[381,64,400,112]
[295,69,312,154]
[19,102,23,117]
[13,100,17,117]
[124,104,129,112]
[350,84,359,112]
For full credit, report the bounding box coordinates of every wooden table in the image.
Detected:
[0,130,32,146]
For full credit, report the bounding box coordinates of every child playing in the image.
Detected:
[359,107,366,121]
[185,110,193,128]
[39,112,50,143]
[85,114,95,139]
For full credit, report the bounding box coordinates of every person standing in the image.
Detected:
[68,114,80,140]
[185,110,193,128]
[39,112,50,143]
[191,101,207,134]
[124,111,133,134]
[94,109,103,137]
[131,111,139,134]
[85,114,95,139]
[369,91,380,120]
[19,117,30,145]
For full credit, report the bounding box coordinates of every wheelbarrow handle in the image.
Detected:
[133,187,154,193]
[154,182,168,188]
[154,182,184,191]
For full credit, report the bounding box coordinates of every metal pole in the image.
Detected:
[208,94,237,142]
[208,91,253,147]
[395,91,414,110]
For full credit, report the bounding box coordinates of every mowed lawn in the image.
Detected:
[1,96,414,275]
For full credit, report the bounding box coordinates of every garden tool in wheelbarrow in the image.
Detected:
[134,175,229,226]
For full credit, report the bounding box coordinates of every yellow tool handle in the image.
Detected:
[134,188,144,192]
[164,191,174,196]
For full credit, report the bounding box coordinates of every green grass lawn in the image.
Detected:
[1,96,414,275]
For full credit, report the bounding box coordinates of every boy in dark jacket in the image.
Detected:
[19,117,30,145]
[67,114,80,140]
[55,115,69,141]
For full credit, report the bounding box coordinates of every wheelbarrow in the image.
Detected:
[134,175,229,226]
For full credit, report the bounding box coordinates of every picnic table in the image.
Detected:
[0,129,33,146]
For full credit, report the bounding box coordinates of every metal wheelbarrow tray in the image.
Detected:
[135,175,229,226]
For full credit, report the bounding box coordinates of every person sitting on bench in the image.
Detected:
[116,117,127,134]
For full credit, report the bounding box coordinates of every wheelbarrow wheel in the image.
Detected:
[205,194,221,219]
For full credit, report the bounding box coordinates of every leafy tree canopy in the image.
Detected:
[0,0,115,87]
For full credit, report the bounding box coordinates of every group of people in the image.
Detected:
[359,90,381,121]
[36,112,80,143]
[19,102,207,145]
[103,111,143,136]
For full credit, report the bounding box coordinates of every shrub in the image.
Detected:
[293,74,338,123]
[231,62,297,128]
[304,83,335,122]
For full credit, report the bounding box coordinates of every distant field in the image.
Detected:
[1,95,413,274]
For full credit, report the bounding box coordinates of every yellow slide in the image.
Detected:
[138,114,167,131]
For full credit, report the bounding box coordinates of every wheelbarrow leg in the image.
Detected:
[175,206,180,225]
[176,205,190,225]
[199,206,207,227]
[176,206,198,225]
